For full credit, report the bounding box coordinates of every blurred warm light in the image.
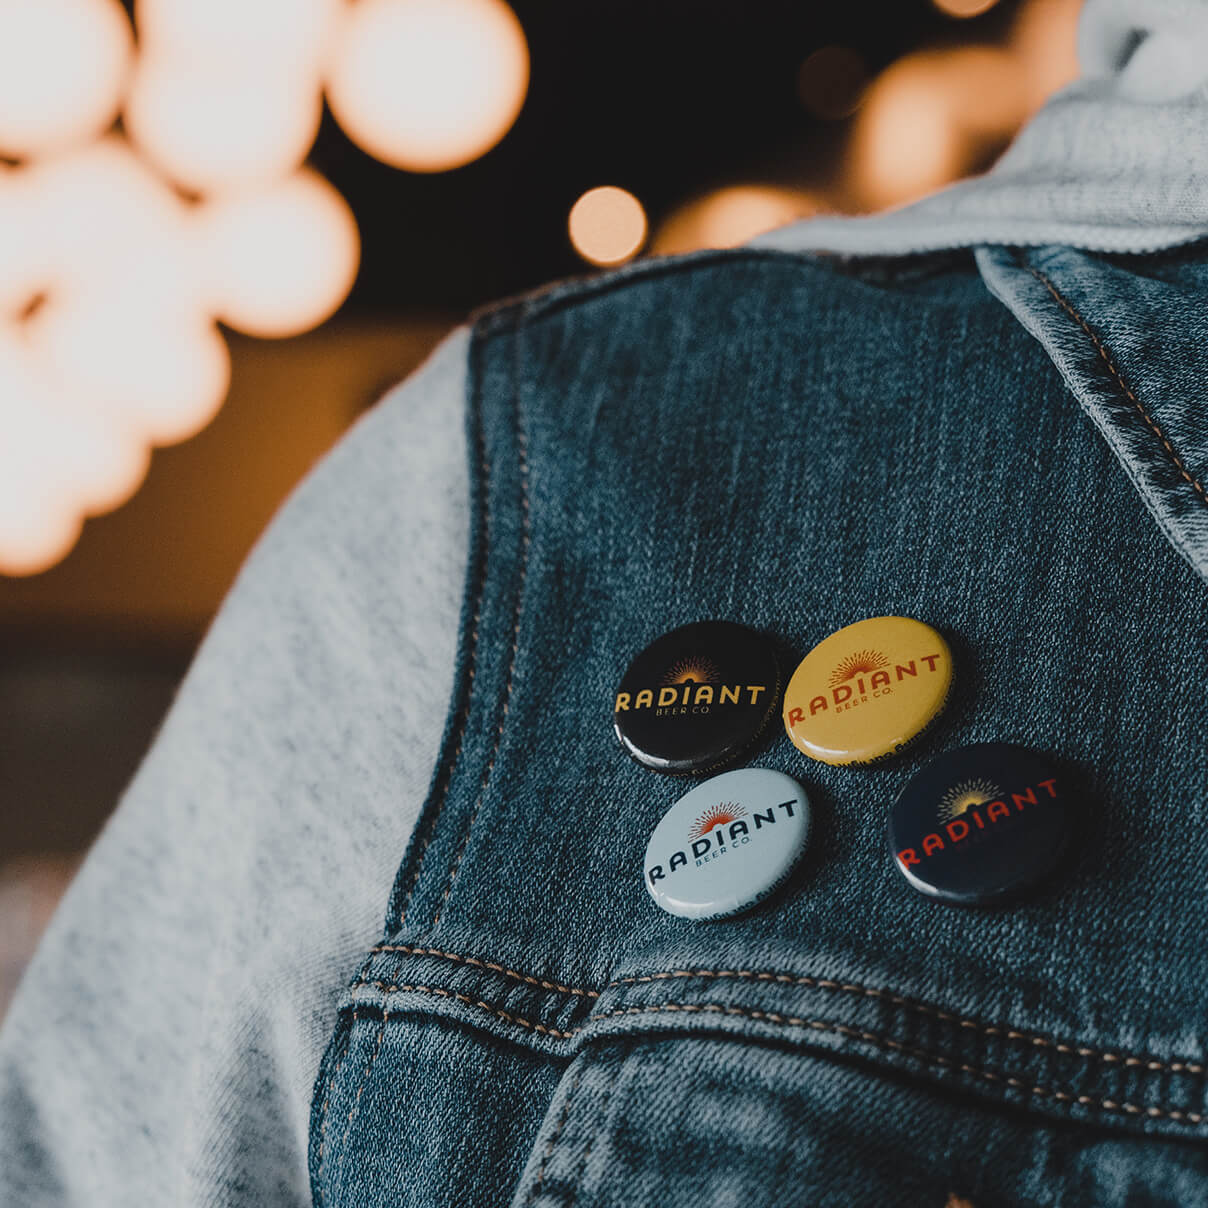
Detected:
[326,0,529,173]
[0,331,146,576]
[569,186,648,267]
[29,294,232,444]
[932,0,999,17]
[654,187,821,255]
[0,141,359,573]
[0,167,47,316]
[0,492,82,577]
[26,139,193,296]
[1010,0,1081,114]
[0,0,133,158]
[126,56,323,196]
[851,47,1024,210]
[797,47,869,121]
[135,0,344,72]
[198,170,361,338]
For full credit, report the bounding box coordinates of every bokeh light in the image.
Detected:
[797,47,869,121]
[135,0,343,71]
[126,57,323,196]
[654,187,821,255]
[0,330,147,576]
[851,47,1023,209]
[568,186,648,267]
[1010,0,1081,114]
[197,170,361,339]
[24,139,193,296]
[0,0,133,158]
[28,293,232,445]
[326,0,529,173]
[932,0,999,16]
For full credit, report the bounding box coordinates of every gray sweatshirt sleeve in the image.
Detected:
[0,326,471,1207]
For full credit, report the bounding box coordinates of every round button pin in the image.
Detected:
[782,616,952,766]
[644,767,811,919]
[888,743,1074,905]
[614,620,780,774]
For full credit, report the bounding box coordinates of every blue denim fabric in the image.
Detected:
[310,249,1208,1207]
[978,244,1208,581]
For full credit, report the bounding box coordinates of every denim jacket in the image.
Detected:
[306,245,1208,1208]
[2,2,1208,1205]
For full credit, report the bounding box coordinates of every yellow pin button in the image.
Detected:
[782,616,953,766]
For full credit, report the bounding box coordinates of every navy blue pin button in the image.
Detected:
[888,743,1074,905]
[613,620,780,774]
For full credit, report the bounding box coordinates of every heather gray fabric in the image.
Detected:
[5,0,1208,1202]
[0,328,470,1206]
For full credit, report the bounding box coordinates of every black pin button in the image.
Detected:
[613,620,780,774]
[888,743,1074,905]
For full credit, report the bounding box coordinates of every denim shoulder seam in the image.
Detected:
[428,313,533,926]
[387,320,494,931]
[469,248,792,336]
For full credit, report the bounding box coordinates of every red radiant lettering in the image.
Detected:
[870,670,890,688]
[1038,778,1058,797]
[987,800,1009,821]
[1011,788,1037,810]
[832,684,852,705]
[809,696,827,715]
[898,849,920,867]
[787,707,805,725]
[895,662,917,679]
[922,833,944,856]
[945,819,969,842]
[921,654,941,671]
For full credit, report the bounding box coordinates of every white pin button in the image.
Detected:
[643,767,812,920]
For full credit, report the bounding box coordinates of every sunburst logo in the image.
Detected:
[937,778,1002,822]
[662,656,720,686]
[689,802,748,840]
[828,649,889,688]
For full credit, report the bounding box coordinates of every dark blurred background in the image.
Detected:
[0,0,1079,1012]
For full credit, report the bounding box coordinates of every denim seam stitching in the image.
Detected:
[609,969,1207,1075]
[562,1044,624,1207]
[344,990,1205,1126]
[370,944,602,998]
[354,957,1204,1076]
[526,1064,586,1205]
[595,1003,1205,1126]
[315,1008,363,1205]
[431,317,533,926]
[337,1014,388,1162]
[1025,263,1208,508]
[356,981,580,1038]
[394,330,491,927]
